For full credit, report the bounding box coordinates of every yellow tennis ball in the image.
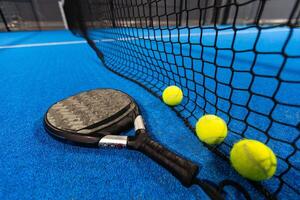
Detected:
[162,86,183,106]
[195,115,228,145]
[230,139,277,181]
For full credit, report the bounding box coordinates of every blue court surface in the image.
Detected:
[0,28,299,200]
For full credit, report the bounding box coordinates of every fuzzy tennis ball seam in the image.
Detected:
[162,86,183,106]
[230,139,277,181]
[243,143,270,177]
[167,89,181,100]
[195,115,228,145]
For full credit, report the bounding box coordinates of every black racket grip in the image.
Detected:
[128,130,199,186]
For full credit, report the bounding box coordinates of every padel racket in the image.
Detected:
[44,89,249,200]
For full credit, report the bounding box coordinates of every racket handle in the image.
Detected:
[128,130,199,186]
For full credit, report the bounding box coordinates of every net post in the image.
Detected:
[148,0,153,27]
[0,7,9,31]
[221,0,232,24]
[177,0,184,27]
[211,0,222,24]
[255,0,266,24]
[109,0,116,27]
[58,0,69,30]
[30,0,41,30]
[202,0,209,25]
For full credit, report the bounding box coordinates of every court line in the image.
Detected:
[0,28,292,49]
[96,28,291,42]
[0,40,87,49]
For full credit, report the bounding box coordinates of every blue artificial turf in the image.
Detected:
[0,30,291,199]
[91,26,300,199]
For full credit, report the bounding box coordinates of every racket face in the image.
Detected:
[44,89,138,145]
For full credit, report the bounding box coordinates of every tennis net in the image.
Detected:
[63,0,300,199]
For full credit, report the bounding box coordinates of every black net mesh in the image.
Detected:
[64,0,300,198]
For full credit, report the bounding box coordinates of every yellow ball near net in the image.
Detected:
[162,85,183,106]
[195,114,228,145]
[230,139,277,181]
